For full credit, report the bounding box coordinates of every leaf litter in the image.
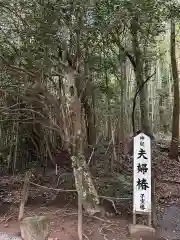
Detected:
[0,139,179,239]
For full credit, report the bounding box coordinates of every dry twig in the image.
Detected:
[99,224,117,240]
[82,233,90,240]
[91,215,112,223]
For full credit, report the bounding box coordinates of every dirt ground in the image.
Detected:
[0,139,180,240]
[0,206,137,240]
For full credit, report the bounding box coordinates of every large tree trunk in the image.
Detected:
[64,71,100,215]
[130,17,153,137]
[83,94,96,165]
[78,42,96,158]
[82,79,96,151]
[169,19,179,159]
[84,50,96,148]
[83,98,96,144]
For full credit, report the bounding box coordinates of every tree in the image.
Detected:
[130,16,153,136]
[169,19,179,159]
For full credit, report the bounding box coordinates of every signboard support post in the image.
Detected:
[133,213,136,225]
[128,132,155,237]
[148,211,152,226]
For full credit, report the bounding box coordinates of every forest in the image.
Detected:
[0,0,180,240]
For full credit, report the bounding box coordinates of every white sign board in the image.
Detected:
[133,133,151,213]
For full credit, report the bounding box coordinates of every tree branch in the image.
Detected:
[119,44,136,70]
[0,55,36,77]
[131,70,156,134]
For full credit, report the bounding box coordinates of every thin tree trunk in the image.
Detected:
[120,59,126,153]
[13,122,19,173]
[169,20,179,159]
[79,40,96,156]
[116,58,126,154]
[82,83,96,149]
[105,71,112,139]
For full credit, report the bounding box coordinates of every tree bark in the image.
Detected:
[117,58,126,154]
[130,17,153,137]
[105,70,112,140]
[65,71,100,215]
[169,19,179,159]
[82,81,96,150]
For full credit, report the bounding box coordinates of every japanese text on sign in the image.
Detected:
[133,133,151,213]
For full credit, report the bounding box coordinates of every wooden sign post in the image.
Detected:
[129,132,155,236]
